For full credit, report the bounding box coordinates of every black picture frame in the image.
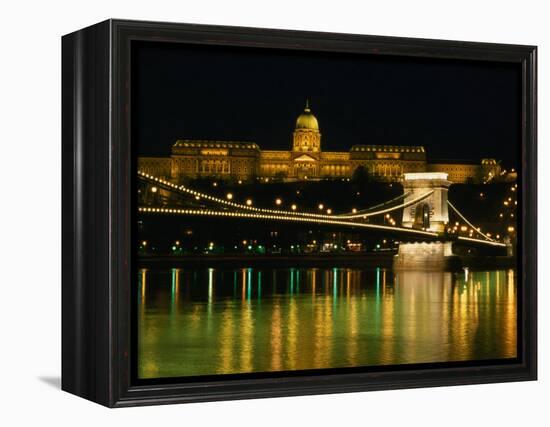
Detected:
[61,19,537,407]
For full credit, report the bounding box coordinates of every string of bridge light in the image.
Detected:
[137,206,507,248]
[447,200,496,242]
[456,236,506,247]
[139,171,339,220]
[137,206,441,238]
[340,192,410,216]
[138,170,432,221]
[335,191,434,219]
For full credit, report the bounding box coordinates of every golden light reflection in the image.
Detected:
[218,302,234,374]
[138,267,518,379]
[140,269,147,303]
[346,295,359,365]
[171,268,180,314]
[313,287,323,368]
[380,278,395,364]
[346,270,351,300]
[287,298,298,371]
[452,275,471,361]
[239,302,254,372]
[503,270,517,358]
[311,269,317,300]
[270,298,283,371]
[323,292,334,366]
[403,274,418,362]
[208,268,214,317]
[312,287,334,369]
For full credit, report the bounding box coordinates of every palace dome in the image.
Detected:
[295,100,319,131]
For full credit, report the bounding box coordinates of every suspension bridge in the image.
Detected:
[138,171,507,253]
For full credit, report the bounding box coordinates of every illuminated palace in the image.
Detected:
[138,101,502,184]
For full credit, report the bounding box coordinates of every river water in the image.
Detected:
[137,267,517,379]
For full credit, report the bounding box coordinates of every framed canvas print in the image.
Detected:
[62,19,537,407]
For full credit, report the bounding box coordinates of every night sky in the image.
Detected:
[132,41,521,166]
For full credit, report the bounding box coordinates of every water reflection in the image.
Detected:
[138,267,517,379]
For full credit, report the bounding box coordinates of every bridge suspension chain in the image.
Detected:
[138,171,344,220]
[137,172,507,248]
[138,206,440,238]
[336,190,434,219]
[344,192,410,216]
[138,170,430,221]
[447,200,496,242]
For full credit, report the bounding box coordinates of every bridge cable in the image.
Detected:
[336,190,434,219]
[345,192,410,216]
[447,200,496,242]
[138,206,440,238]
[138,170,429,221]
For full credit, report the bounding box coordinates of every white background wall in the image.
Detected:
[0,0,547,425]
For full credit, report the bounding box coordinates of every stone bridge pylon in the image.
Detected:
[401,172,452,233]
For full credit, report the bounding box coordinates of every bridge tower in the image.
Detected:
[401,172,452,233]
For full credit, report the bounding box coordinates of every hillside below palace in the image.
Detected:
[138,101,502,184]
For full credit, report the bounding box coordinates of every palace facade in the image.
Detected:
[138,101,502,184]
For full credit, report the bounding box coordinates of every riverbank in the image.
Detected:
[139,252,395,268]
[138,253,516,270]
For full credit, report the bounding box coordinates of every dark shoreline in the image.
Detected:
[138,253,516,270]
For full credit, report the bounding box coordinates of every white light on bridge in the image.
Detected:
[246,199,253,206]
[404,172,448,180]
[275,198,282,205]
[151,186,158,193]
[318,204,324,210]
[226,193,233,200]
